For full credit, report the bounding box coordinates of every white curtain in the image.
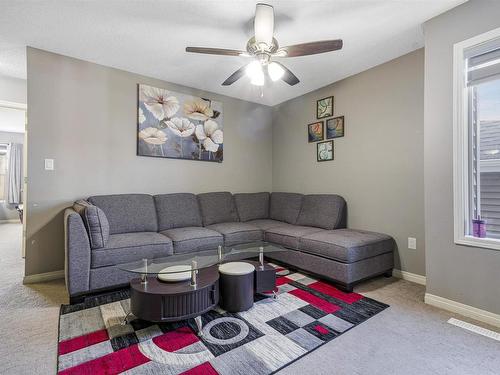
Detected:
[7,143,23,205]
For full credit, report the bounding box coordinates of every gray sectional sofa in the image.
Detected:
[65,192,394,301]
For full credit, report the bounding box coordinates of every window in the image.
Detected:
[0,144,7,202]
[454,27,500,250]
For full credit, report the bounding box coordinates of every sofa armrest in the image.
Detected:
[64,208,91,296]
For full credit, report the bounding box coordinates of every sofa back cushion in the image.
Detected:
[270,192,304,224]
[73,200,110,249]
[197,192,239,226]
[296,194,347,230]
[154,193,203,231]
[234,192,270,222]
[88,194,158,234]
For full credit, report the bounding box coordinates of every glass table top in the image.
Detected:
[119,241,287,275]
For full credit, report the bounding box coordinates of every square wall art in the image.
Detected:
[308,121,324,142]
[316,96,333,119]
[317,140,333,162]
[137,84,223,162]
[326,116,344,139]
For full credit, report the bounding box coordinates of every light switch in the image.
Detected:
[408,237,417,250]
[44,159,54,170]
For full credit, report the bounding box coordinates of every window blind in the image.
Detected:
[466,37,500,86]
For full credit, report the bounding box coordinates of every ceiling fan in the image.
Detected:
[186,3,343,87]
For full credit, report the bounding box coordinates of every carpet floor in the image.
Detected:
[0,223,499,374]
[57,268,388,374]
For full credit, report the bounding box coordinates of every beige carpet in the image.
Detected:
[0,223,66,375]
[0,223,498,374]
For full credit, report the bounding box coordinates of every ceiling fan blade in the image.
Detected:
[254,3,274,46]
[279,40,343,57]
[273,62,299,86]
[222,65,248,86]
[186,47,247,57]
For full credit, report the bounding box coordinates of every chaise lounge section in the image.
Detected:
[65,191,394,300]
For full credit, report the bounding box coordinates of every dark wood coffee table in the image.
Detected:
[129,265,219,334]
[120,242,287,334]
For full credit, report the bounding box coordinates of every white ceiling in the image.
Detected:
[0,0,464,106]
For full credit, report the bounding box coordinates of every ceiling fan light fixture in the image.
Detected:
[250,73,265,86]
[254,3,274,46]
[267,62,285,81]
[186,3,342,88]
[246,60,265,85]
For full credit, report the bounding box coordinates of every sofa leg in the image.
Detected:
[340,283,353,293]
[70,295,85,305]
[383,270,393,278]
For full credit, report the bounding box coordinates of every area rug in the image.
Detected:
[57,265,388,374]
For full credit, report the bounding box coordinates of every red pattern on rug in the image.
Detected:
[276,276,292,286]
[313,324,330,335]
[59,344,149,374]
[288,289,341,313]
[181,362,219,374]
[58,329,109,355]
[308,281,363,304]
[152,326,199,352]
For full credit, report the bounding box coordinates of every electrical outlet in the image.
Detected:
[408,237,417,250]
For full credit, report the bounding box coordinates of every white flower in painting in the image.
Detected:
[138,127,167,145]
[138,108,146,124]
[184,98,214,121]
[166,117,195,137]
[140,85,179,121]
[195,120,223,152]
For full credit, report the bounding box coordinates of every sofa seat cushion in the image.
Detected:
[206,222,263,246]
[161,227,223,254]
[299,229,394,263]
[91,232,173,268]
[246,219,287,231]
[265,224,325,249]
[234,192,270,222]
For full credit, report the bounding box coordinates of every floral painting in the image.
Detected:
[137,84,223,162]
[308,121,324,142]
[326,116,344,139]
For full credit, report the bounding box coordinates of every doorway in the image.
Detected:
[0,100,27,261]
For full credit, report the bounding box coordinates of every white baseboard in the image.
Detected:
[425,293,500,328]
[392,269,427,285]
[0,219,21,224]
[23,270,64,284]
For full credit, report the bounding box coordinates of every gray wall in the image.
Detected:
[0,75,26,104]
[26,47,273,276]
[0,131,24,221]
[272,49,425,276]
[424,0,500,314]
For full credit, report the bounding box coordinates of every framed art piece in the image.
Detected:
[326,116,345,139]
[137,84,223,162]
[316,96,333,119]
[307,121,324,142]
[317,140,334,162]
